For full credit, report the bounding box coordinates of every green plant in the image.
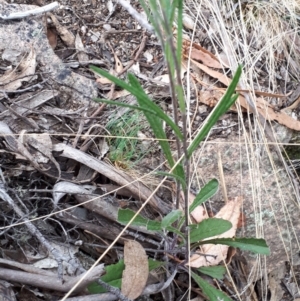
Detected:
[106,110,151,166]
[90,0,270,299]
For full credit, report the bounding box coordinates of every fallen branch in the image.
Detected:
[0,265,104,293]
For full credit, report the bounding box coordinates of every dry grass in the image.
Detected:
[183,0,300,299]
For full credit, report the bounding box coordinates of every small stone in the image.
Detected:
[81,26,87,36]
[198,105,207,114]
[103,24,112,31]
[125,21,133,29]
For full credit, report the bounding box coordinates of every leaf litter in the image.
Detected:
[0,0,299,300]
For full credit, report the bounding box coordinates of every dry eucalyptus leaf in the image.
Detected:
[0,48,37,91]
[193,60,300,130]
[47,27,57,50]
[121,240,149,299]
[96,76,113,85]
[75,33,89,63]
[114,53,123,73]
[48,13,75,47]
[188,196,242,268]
[183,40,222,69]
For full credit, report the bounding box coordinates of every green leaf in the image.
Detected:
[197,237,270,255]
[148,258,165,270]
[117,208,162,231]
[198,266,227,280]
[189,218,232,243]
[87,260,124,293]
[175,0,183,66]
[161,210,183,228]
[191,272,232,301]
[166,225,186,241]
[93,98,164,116]
[140,0,163,38]
[147,220,163,231]
[156,171,186,190]
[88,259,165,294]
[126,73,181,132]
[90,67,183,140]
[189,179,219,213]
[118,208,148,226]
[143,113,175,169]
[187,65,242,158]
[127,74,186,177]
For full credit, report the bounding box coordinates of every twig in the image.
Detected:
[0,2,59,20]
[0,265,105,293]
[96,279,132,301]
[0,178,82,280]
[63,281,174,301]
[0,78,48,94]
[117,32,148,76]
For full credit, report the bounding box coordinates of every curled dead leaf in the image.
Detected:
[183,39,222,69]
[0,48,37,91]
[48,13,75,47]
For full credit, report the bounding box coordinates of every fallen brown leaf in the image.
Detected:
[48,13,75,47]
[122,240,149,299]
[188,196,242,268]
[0,48,37,91]
[114,53,123,73]
[193,60,300,131]
[183,39,223,69]
[75,33,89,63]
[179,190,209,223]
[47,27,57,50]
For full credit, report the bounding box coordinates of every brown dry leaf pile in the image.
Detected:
[183,39,300,131]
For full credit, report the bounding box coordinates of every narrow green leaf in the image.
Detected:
[197,237,270,255]
[156,171,186,190]
[189,218,232,243]
[148,258,165,270]
[145,0,163,33]
[165,43,175,78]
[90,66,183,140]
[144,113,175,168]
[175,0,183,66]
[187,65,242,157]
[164,0,175,25]
[166,225,186,241]
[118,208,148,227]
[117,208,162,231]
[126,74,184,172]
[172,163,186,188]
[189,179,219,213]
[128,73,183,140]
[176,84,186,114]
[161,209,183,228]
[87,260,124,293]
[191,272,232,301]
[93,98,163,116]
[198,266,227,280]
